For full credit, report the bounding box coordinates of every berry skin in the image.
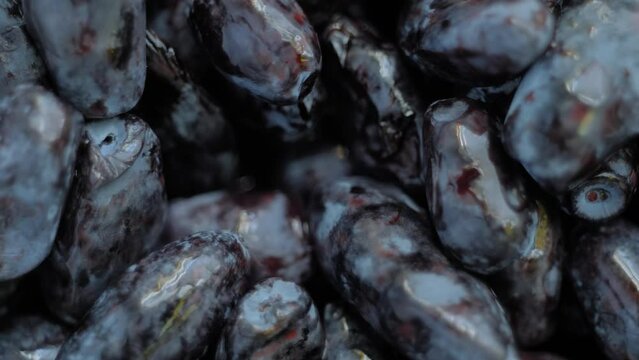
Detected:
[324,16,425,193]
[571,221,639,360]
[322,304,387,360]
[0,84,82,281]
[309,176,422,274]
[326,204,518,359]
[190,0,321,106]
[56,231,251,360]
[399,0,554,85]
[41,114,168,325]
[0,315,69,359]
[280,146,352,208]
[424,98,539,274]
[503,1,639,193]
[216,278,324,360]
[165,191,312,284]
[488,201,563,347]
[0,0,46,94]
[310,177,517,360]
[148,0,211,80]
[23,0,147,118]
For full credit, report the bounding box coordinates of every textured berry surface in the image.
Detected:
[0,1,635,359]
[424,98,538,274]
[149,0,209,79]
[165,191,312,283]
[322,304,386,360]
[23,0,146,118]
[191,0,321,105]
[56,231,250,360]
[309,176,422,273]
[320,203,518,359]
[571,221,639,360]
[489,202,563,346]
[504,0,639,193]
[41,115,167,325]
[0,85,82,281]
[217,278,324,360]
[0,0,46,94]
[324,16,424,192]
[141,31,231,151]
[280,146,352,207]
[399,0,554,85]
[310,177,517,359]
[0,315,69,359]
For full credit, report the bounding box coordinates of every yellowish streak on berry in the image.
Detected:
[577,109,596,137]
[533,202,550,251]
[143,288,197,359]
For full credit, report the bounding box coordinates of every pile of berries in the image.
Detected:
[1,0,637,359]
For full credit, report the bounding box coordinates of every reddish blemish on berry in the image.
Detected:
[233,192,275,208]
[349,196,366,208]
[586,191,599,202]
[293,12,305,25]
[89,100,107,115]
[284,329,298,340]
[261,257,283,273]
[75,26,96,55]
[525,92,535,102]
[456,168,481,195]
[387,212,401,225]
[397,322,415,339]
[570,102,590,123]
[534,8,547,27]
[296,53,309,67]
[464,113,489,135]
